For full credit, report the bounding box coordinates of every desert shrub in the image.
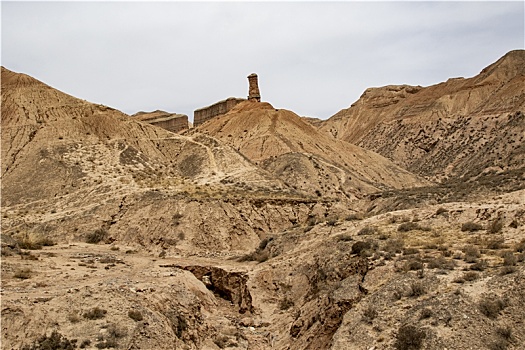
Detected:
[463,245,481,263]
[361,305,378,324]
[358,226,379,236]
[279,298,294,310]
[486,237,505,250]
[128,310,143,321]
[79,340,91,348]
[68,312,81,323]
[463,271,480,281]
[351,241,372,255]
[487,325,514,350]
[345,213,364,221]
[405,258,424,271]
[398,222,422,232]
[461,222,483,232]
[470,260,488,271]
[167,311,187,338]
[402,247,420,256]
[502,251,517,266]
[394,324,426,350]
[214,336,230,349]
[95,340,118,349]
[496,325,513,341]
[326,219,338,227]
[16,234,55,250]
[488,218,504,234]
[172,213,183,226]
[21,330,76,350]
[427,256,456,270]
[14,268,32,279]
[383,238,405,254]
[337,234,353,242]
[83,307,107,320]
[488,340,510,350]
[500,266,517,275]
[106,324,127,339]
[85,229,107,244]
[479,296,506,319]
[306,216,317,227]
[515,239,525,253]
[420,308,433,319]
[407,281,426,297]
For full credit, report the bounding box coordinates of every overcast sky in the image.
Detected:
[2,1,524,121]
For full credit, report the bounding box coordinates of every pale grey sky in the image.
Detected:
[2,1,524,121]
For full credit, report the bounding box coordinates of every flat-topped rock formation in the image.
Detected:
[193,73,262,127]
[132,110,189,133]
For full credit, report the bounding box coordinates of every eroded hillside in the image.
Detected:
[193,100,429,199]
[320,50,525,184]
[2,51,525,350]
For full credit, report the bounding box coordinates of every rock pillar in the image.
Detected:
[247,73,261,102]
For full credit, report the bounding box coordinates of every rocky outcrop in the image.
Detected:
[193,97,246,126]
[173,265,253,313]
[133,110,189,133]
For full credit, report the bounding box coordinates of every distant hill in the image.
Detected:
[320,50,525,183]
[193,100,429,199]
